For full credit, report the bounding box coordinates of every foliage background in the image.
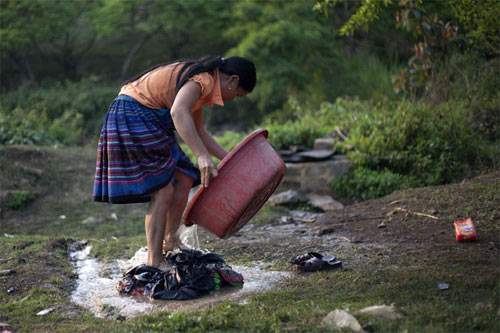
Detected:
[1,0,498,200]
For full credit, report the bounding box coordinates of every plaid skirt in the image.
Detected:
[93,95,200,204]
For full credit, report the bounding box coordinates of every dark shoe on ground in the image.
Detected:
[290,252,342,272]
[289,252,324,265]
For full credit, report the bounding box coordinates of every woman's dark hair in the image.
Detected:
[122,56,256,94]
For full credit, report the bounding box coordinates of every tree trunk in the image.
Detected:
[120,26,163,82]
[120,36,149,82]
[344,0,356,55]
[8,52,36,82]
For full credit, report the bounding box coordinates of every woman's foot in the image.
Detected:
[162,234,182,253]
[146,257,172,272]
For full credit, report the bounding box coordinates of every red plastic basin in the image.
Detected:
[183,128,286,239]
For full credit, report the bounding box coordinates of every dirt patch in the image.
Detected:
[0,237,74,296]
[316,171,499,246]
[196,170,500,277]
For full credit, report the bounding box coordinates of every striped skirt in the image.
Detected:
[93,95,200,204]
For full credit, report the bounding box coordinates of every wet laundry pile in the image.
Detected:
[117,248,244,300]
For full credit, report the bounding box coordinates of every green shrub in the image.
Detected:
[448,53,500,141]
[263,98,336,150]
[260,94,497,200]
[0,76,117,145]
[264,117,329,151]
[0,107,55,145]
[1,190,34,210]
[331,167,421,200]
[328,98,498,199]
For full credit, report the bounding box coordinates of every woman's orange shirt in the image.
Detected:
[119,63,224,112]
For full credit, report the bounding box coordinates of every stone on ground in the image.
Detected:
[357,304,403,320]
[268,189,308,206]
[306,193,344,211]
[322,309,364,333]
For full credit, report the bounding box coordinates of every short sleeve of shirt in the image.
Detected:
[188,72,215,100]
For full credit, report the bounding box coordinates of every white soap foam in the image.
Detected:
[70,245,290,318]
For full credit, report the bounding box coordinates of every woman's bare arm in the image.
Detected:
[170,80,217,186]
[191,109,229,161]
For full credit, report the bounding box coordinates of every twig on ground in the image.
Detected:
[299,218,317,223]
[389,199,404,205]
[390,207,439,220]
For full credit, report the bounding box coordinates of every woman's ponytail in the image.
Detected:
[123,55,256,94]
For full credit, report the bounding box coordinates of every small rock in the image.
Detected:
[82,216,97,224]
[36,307,55,316]
[296,150,335,160]
[378,222,386,228]
[322,309,364,333]
[357,304,403,320]
[82,216,105,224]
[268,190,308,206]
[110,213,118,221]
[7,287,15,294]
[3,234,14,238]
[0,269,15,276]
[437,282,449,290]
[280,216,292,223]
[59,215,66,219]
[306,193,344,211]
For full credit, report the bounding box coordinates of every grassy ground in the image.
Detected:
[0,145,499,332]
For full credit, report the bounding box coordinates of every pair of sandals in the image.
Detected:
[289,252,342,272]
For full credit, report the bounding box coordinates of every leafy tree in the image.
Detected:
[226,0,347,119]
[314,0,392,36]
[1,0,99,83]
[452,0,500,56]
[316,0,498,101]
[95,0,234,81]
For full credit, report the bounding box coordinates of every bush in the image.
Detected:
[0,107,55,145]
[448,53,500,141]
[328,98,498,199]
[1,190,34,210]
[0,76,117,145]
[331,167,421,200]
[260,95,497,200]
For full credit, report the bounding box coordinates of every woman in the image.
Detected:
[93,56,256,270]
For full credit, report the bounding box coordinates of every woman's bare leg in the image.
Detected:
[163,171,194,252]
[145,184,173,268]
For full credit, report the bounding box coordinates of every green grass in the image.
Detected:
[127,264,499,332]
